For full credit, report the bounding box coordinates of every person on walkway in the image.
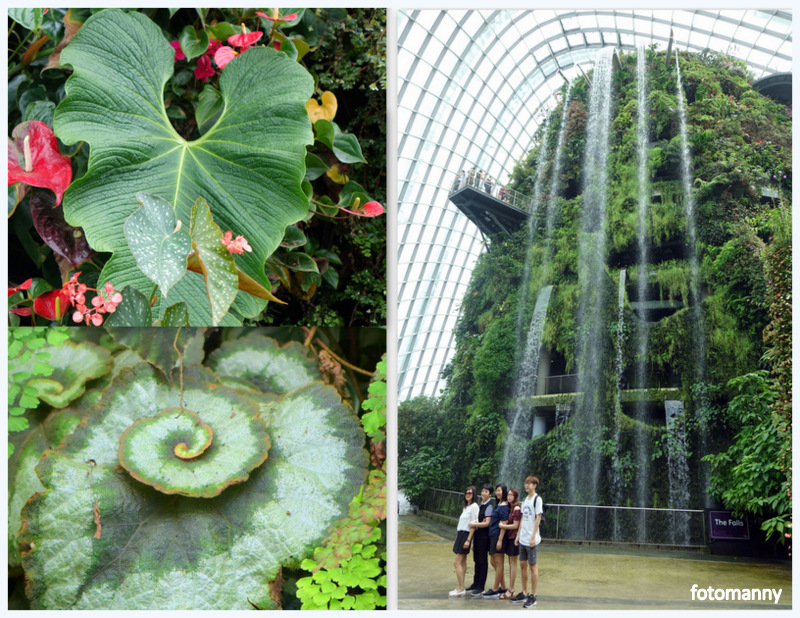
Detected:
[514,476,543,608]
[450,486,479,597]
[466,484,494,595]
[482,483,510,599]
[500,488,522,600]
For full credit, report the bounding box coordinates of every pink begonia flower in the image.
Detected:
[256,11,299,22]
[228,31,263,50]
[214,46,239,69]
[8,121,72,206]
[194,54,215,82]
[63,272,123,326]
[220,231,253,255]
[170,40,186,61]
[340,201,384,217]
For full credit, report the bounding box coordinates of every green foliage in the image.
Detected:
[8,8,385,327]
[8,327,383,609]
[7,327,69,456]
[703,372,790,542]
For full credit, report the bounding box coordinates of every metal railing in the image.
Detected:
[420,488,706,547]
[449,174,535,213]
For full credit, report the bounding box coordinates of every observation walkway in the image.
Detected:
[448,176,531,238]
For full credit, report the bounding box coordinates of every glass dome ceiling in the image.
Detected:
[398,9,792,401]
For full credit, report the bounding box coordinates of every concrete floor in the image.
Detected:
[399,514,792,610]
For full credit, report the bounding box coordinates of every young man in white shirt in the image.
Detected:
[513,475,542,608]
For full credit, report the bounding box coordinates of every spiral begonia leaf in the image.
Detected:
[118,403,269,498]
[8,407,86,567]
[20,360,368,609]
[208,335,322,394]
[54,9,314,324]
[105,327,205,383]
[15,341,113,408]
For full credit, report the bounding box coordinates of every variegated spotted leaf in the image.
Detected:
[188,197,238,326]
[124,192,192,299]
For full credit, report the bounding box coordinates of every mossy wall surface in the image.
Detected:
[400,48,791,517]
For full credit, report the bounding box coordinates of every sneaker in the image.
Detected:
[449,589,466,597]
[510,592,527,603]
[465,584,478,591]
[471,589,484,597]
[482,589,500,599]
[523,594,537,608]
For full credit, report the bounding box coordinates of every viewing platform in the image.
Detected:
[448,177,532,238]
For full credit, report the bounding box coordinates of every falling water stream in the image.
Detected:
[500,285,554,490]
[633,46,652,538]
[569,48,615,521]
[665,400,691,543]
[676,54,710,506]
[611,269,627,534]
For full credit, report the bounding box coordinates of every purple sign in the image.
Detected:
[709,511,750,540]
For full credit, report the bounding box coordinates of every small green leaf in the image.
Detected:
[160,302,190,327]
[332,127,367,164]
[124,192,192,298]
[280,225,307,250]
[314,119,335,150]
[304,152,328,181]
[18,394,40,409]
[280,38,298,61]
[9,407,26,417]
[33,361,54,377]
[206,21,236,41]
[103,286,153,327]
[9,8,45,32]
[178,25,210,60]
[9,417,30,432]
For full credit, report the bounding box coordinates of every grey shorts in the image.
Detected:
[519,543,538,565]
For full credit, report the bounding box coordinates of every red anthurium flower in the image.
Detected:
[194,54,215,82]
[170,40,186,61]
[10,307,32,316]
[214,46,239,69]
[8,121,72,206]
[8,279,32,297]
[340,200,384,217]
[228,31,263,50]
[33,288,70,322]
[256,11,298,22]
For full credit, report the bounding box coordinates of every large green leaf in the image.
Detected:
[55,9,314,325]
[20,361,368,609]
[208,335,322,394]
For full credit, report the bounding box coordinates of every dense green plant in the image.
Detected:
[8,327,384,609]
[8,8,386,327]
[703,372,790,542]
[412,47,791,524]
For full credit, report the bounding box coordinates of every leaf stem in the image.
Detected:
[313,338,374,377]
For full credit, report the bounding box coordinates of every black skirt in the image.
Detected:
[453,530,471,554]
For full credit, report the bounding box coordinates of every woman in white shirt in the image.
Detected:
[450,486,479,596]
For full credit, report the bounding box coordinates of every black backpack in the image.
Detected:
[535,494,546,528]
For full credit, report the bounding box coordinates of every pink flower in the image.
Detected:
[340,200,384,218]
[221,231,253,254]
[170,40,186,61]
[228,31,263,50]
[214,46,239,69]
[256,11,298,22]
[63,272,123,326]
[194,54,215,82]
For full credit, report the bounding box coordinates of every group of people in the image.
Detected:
[452,168,516,203]
[451,476,544,608]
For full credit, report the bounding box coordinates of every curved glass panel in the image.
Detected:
[398,9,792,400]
